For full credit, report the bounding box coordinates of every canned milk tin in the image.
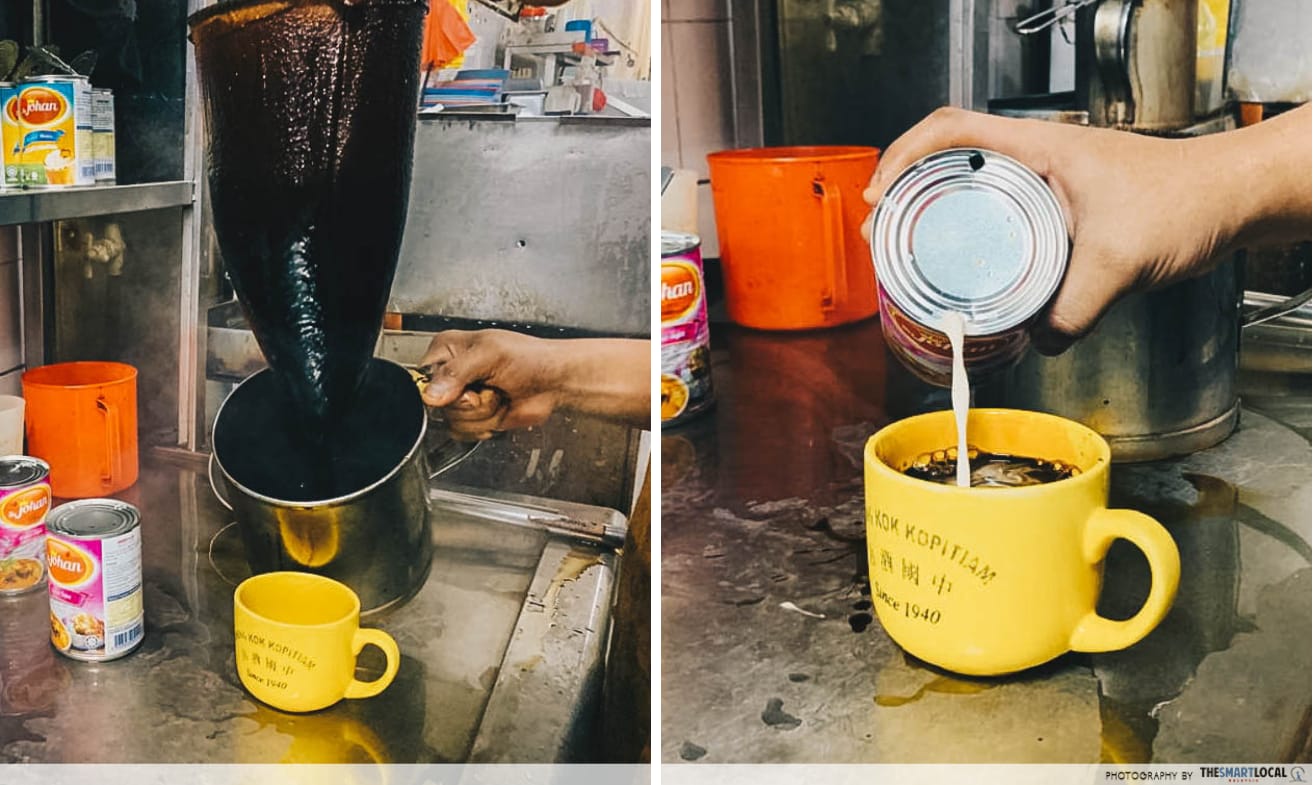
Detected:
[0,82,17,190]
[0,457,52,595]
[16,76,95,188]
[661,231,715,426]
[870,148,1069,386]
[91,88,116,183]
[46,499,144,661]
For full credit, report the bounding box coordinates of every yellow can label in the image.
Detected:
[16,80,94,187]
[1,86,19,189]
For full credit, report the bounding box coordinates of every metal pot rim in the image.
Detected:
[211,358,427,508]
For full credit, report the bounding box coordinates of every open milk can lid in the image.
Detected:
[869,148,1070,336]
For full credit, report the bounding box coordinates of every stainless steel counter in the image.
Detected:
[0,454,627,763]
[660,318,1311,764]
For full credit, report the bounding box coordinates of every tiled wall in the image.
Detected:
[0,227,22,395]
[661,0,735,257]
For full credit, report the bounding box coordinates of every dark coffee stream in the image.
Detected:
[191,0,425,497]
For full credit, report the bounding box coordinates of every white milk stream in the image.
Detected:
[939,311,971,488]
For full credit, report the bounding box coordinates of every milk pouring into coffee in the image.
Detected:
[919,310,1079,488]
[941,311,971,488]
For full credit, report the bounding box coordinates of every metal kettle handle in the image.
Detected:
[1241,288,1312,329]
[409,363,500,479]
[208,452,233,512]
[426,433,481,480]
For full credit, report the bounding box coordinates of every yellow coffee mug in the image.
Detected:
[864,408,1180,676]
[234,571,400,712]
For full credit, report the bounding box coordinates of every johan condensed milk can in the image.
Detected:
[16,76,95,188]
[46,499,144,661]
[870,148,1069,386]
[0,82,17,190]
[0,458,52,594]
[661,231,715,426]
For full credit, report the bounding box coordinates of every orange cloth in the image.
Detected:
[420,0,476,71]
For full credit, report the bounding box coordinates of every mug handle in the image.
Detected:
[96,397,123,486]
[1068,508,1181,653]
[813,177,848,313]
[343,628,401,700]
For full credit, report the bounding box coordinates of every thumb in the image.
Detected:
[422,376,466,408]
[1031,242,1129,356]
[420,344,488,408]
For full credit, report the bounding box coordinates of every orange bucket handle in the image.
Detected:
[813,176,849,312]
[96,396,123,487]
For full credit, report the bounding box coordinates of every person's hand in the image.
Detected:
[418,329,564,441]
[862,105,1311,354]
[417,330,650,438]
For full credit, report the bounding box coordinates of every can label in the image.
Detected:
[92,89,115,183]
[0,481,51,594]
[16,79,95,187]
[0,84,18,190]
[661,235,714,425]
[47,526,144,660]
[878,285,1030,386]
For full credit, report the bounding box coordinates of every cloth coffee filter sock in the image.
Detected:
[189,0,426,434]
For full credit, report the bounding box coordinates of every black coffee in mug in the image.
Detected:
[903,448,1079,488]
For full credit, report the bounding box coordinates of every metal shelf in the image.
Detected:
[0,181,195,226]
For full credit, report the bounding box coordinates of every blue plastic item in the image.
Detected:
[564,19,592,41]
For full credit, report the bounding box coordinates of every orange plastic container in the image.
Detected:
[22,362,138,498]
[707,146,880,330]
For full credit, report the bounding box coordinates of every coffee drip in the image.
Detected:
[189,0,426,435]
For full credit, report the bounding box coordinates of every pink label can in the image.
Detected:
[661,231,715,425]
[0,457,52,595]
[46,499,144,661]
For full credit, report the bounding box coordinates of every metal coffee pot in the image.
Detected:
[209,358,478,615]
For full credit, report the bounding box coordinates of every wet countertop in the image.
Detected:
[661,317,1311,764]
[0,453,625,763]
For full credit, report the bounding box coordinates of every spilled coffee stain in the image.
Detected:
[804,516,866,544]
[725,596,765,607]
[1098,694,1155,764]
[761,698,802,729]
[537,548,603,613]
[1235,499,1311,562]
[804,517,830,532]
[874,675,994,707]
